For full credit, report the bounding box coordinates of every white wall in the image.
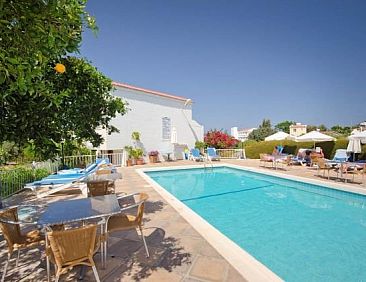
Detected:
[97,86,204,154]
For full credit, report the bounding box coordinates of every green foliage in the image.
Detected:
[318,124,328,131]
[129,148,143,159]
[124,146,133,160]
[61,140,92,156]
[1,0,94,140]
[131,132,141,141]
[0,142,19,165]
[331,125,352,136]
[2,56,127,159]
[307,125,317,132]
[248,119,276,141]
[0,166,49,197]
[1,1,126,159]
[244,138,366,160]
[195,141,206,150]
[275,120,295,134]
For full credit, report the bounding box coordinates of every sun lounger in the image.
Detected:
[190,148,204,161]
[24,160,111,198]
[207,147,220,161]
[57,158,109,174]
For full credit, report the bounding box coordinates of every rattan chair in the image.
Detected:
[316,158,333,179]
[46,224,100,282]
[0,207,44,282]
[96,169,112,175]
[87,180,110,197]
[107,192,149,257]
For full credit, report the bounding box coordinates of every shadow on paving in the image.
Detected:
[104,227,192,281]
[0,216,190,281]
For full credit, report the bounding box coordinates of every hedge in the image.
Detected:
[244,139,366,160]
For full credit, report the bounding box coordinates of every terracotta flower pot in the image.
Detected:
[136,159,144,165]
[126,159,133,167]
[149,155,158,163]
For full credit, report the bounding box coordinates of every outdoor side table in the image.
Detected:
[38,194,121,279]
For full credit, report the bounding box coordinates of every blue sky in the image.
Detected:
[80,0,366,131]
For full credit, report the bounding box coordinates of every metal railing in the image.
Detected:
[0,160,59,198]
[215,149,246,159]
[63,152,124,168]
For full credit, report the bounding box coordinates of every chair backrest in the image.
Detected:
[333,149,348,162]
[96,169,112,175]
[87,180,109,197]
[0,207,22,250]
[191,148,200,158]
[317,158,327,168]
[207,147,217,157]
[136,193,149,225]
[47,225,97,267]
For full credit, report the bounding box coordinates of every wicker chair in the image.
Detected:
[96,169,112,175]
[46,224,100,282]
[87,180,110,197]
[316,158,333,179]
[107,192,149,257]
[0,207,44,282]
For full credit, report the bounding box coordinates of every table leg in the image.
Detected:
[100,223,104,269]
[46,235,50,282]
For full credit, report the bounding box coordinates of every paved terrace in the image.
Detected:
[1,159,365,281]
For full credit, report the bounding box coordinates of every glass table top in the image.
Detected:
[38,194,121,226]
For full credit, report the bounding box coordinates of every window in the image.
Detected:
[162,117,171,140]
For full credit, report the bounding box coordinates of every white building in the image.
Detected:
[230,127,256,142]
[97,82,204,160]
[289,123,307,137]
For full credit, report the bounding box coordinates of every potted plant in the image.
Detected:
[133,148,144,165]
[148,151,159,163]
[124,146,134,166]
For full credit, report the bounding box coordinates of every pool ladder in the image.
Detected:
[203,156,214,171]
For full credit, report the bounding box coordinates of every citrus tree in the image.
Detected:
[0,0,127,158]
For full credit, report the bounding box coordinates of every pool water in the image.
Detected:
[147,167,366,281]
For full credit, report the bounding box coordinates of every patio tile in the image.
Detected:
[226,266,248,282]
[197,241,222,258]
[189,256,228,281]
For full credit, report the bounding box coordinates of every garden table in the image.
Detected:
[38,194,121,280]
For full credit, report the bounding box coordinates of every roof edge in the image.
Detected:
[112,81,189,102]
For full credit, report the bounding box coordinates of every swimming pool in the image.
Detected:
[145,166,366,281]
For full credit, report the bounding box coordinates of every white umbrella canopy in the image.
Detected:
[296,131,335,148]
[347,139,361,153]
[265,131,289,141]
[349,130,366,144]
[347,131,365,161]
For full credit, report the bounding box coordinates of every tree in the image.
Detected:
[331,125,352,136]
[275,120,295,134]
[307,125,317,132]
[248,119,276,141]
[318,124,328,131]
[0,1,95,146]
[204,130,239,149]
[0,1,127,158]
[29,57,126,158]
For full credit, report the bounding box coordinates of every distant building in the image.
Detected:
[231,127,256,142]
[289,123,307,137]
[96,82,204,160]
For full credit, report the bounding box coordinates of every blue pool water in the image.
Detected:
[147,167,366,281]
